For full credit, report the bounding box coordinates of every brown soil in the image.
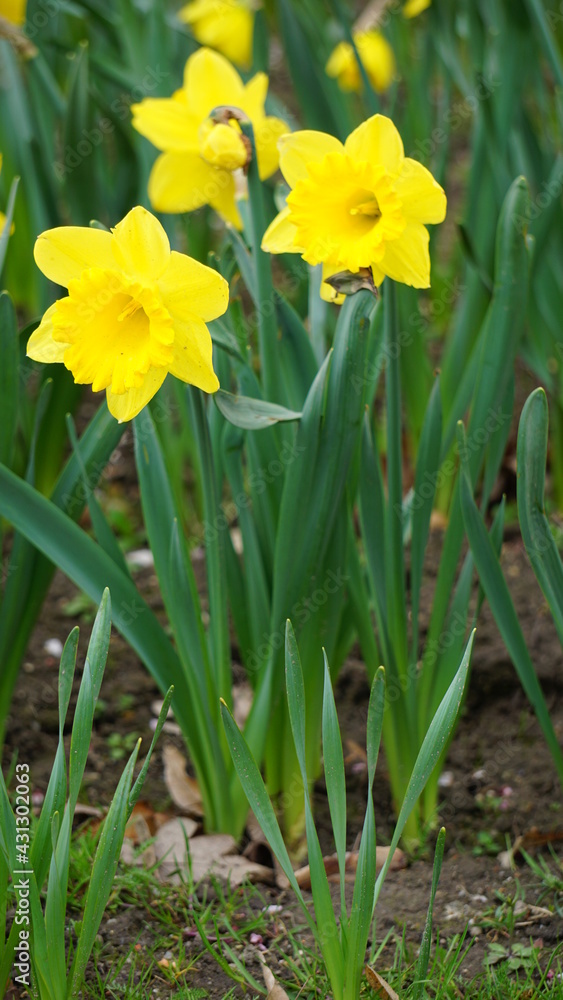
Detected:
[2,437,563,997]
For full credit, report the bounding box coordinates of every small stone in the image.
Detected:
[44,638,63,657]
[438,770,454,788]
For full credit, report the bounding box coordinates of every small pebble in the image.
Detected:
[126,548,154,569]
[44,638,63,657]
[438,770,454,788]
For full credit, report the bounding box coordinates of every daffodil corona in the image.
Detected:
[326,30,395,94]
[131,48,288,229]
[27,207,229,421]
[262,115,446,299]
[178,0,256,69]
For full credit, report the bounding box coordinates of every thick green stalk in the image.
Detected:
[239,119,283,405]
[384,281,409,689]
[380,282,420,843]
[187,389,231,713]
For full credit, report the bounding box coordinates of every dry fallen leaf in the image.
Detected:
[153,822,274,886]
[284,846,406,890]
[153,817,199,879]
[162,744,204,817]
[365,965,401,999]
[262,960,291,999]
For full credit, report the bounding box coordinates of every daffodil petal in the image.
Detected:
[208,171,243,229]
[394,158,446,224]
[371,263,386,287]
[278,130,344,188]
[148,151,217,213]
[34,227,113,288]
[111,206,170,282]
[106,368,168,422]
[256,116,290,180]
[169,315,219,392]
[243,72,268,118]
[262,207,304,254]
[379,221,430,287]
[26,303,68,363]
[159,251,229,322]
[131,93,200,152]
[345,114,404,177]
[2,0,26,26]
[183,47,244,119]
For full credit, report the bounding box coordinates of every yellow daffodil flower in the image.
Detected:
[262,115,446,300]
[326,30,395,94]
[178,0,256,70]
[131,47,288,229]
[403,0,431,18]
[0,0,26,26]
[27,206,229,422]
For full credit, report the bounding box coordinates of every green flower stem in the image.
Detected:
[239,118,283,405]
[383,281,420,844]
[188,388,231,718]
[384,281,408,685]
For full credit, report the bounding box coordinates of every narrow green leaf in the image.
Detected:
[69,741,141,995]
[366,667,385,789]
[0,292,18,470]
[284,621,308,780]
[517,388,563,649]
[220,701,311,916]
[321,653,347,904]
[68,590,111,810]
[374,632,475,904]
[413,827,446,1000]
[0,177,19,278]
[458,428,563,785]
[66,415,130,576]
[215,390,302,430]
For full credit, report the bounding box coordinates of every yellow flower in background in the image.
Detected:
[262,115,446,300]
[0,155,7,234]
[179,0,256,70]
[131,48,288,229]
[326,31,395,94]
[0,0,26,26]
[27,206,228,422]
[0,154,14,236]
[403,0,431,17]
